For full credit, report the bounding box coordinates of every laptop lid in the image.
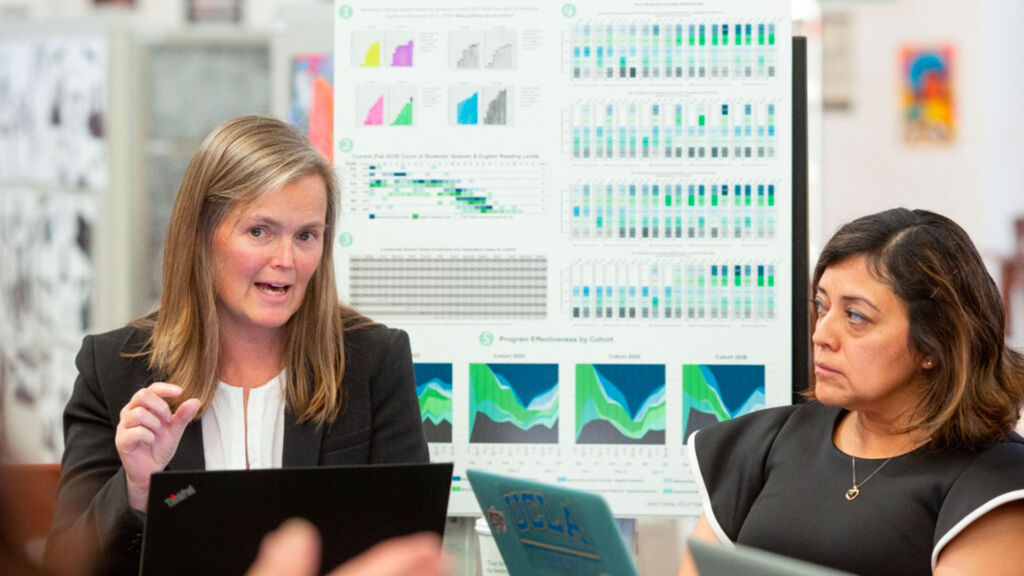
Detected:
[466,469,638,576]
[688,538,854,576]
[141,462,453,576]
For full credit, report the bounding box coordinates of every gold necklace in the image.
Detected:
[845,453,896,501]
[844,435,926,501]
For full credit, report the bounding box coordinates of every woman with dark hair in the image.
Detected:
[681,208,1024,576]
[43,116,429,576]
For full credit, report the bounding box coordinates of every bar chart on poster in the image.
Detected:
[334,0,793,516]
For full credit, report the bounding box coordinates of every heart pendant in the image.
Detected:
[845,487,860,501]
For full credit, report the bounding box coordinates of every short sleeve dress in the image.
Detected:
[688,401,1024,576]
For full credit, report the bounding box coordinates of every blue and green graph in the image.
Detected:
[457,92,479,125]
[682,364,765,441]
[450,88,511,126]
[415,363,453,443]
[469,363,558,443]
[576,364,665,444]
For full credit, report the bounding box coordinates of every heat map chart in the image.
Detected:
[469,363,559,444]
[567,20,780,81]
[682,364,765,440]
[566,180,778,241]
[575,364,666,444]
[415,363,454,443]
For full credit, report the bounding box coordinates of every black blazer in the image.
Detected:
[43,322,428,576]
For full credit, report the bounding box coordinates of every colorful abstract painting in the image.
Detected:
[288,53,334,162]
[901,45,954,143]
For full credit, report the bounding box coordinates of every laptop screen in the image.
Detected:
[141,463,453,576]
[688,538,855,576]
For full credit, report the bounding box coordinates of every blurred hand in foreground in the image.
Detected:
[246,518,452,576]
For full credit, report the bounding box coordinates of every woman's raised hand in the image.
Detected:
[114,382,201,512]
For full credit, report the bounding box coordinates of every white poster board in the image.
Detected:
[334,0,792,516]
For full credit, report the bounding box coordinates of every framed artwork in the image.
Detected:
[39,38,109,191]
[187,0,241,23]
[140,39,270,311]
[146,43,270,140]
[288,53,334,162]
[901,45,955,143]
[822,9,854,111]
[0,38,108,190]
[0,40,39,182]
[1,189,95,462]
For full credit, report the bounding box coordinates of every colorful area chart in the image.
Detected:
[682,364,765,440]
[576,364,666,444]
[469,363,559,443]
[415,363,454,443]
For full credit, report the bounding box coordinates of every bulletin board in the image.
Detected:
[0,23,109,462]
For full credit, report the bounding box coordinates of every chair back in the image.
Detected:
[1,463,62,562]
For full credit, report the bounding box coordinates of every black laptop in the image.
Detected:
[140,462,453,576]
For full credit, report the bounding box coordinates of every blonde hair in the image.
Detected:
[134,115,368,425]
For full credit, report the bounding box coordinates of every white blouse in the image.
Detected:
[201,371,286,470]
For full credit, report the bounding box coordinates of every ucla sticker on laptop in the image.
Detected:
[496,486,603,572]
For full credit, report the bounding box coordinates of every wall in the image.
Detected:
[986,0,1024,275]
[820,0,1024,271]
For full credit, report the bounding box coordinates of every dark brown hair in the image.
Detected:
[810,208,1024,449]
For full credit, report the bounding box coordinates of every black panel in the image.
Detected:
[791,37,811,404]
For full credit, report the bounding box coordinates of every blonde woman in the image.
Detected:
[44,116,428,576]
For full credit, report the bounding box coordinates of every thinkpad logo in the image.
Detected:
[164,485,196,508]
